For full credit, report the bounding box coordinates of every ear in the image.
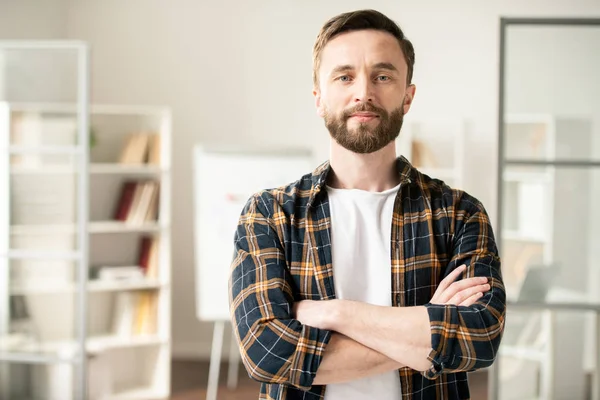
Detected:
[402,84,416,115]
[313,88,325,118]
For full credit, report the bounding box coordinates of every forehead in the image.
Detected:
[320,29,407,71]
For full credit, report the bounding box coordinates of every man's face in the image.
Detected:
[314,29,415,154]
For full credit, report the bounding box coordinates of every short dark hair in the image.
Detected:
[312,9,415,87]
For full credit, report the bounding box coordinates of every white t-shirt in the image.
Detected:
[324,183,402,400]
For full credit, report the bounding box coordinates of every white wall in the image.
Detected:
[0,51,5,100]
[0,0,68,40]
[0,0,73,102]
[63,0,600,359]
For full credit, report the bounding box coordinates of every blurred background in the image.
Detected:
[0,1,599,399]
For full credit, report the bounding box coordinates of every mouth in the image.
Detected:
[349,112,379,122]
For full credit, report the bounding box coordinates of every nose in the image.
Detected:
[354,75,373,103]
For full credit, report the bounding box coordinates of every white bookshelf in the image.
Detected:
[396,117,465,188]
[0,102,172,400]
[9,221,163,235]
[501,113,557,286]
[10,279,165,296]
[498,112,597,399]
[6,334,166,355]
[10,163,165,175]
[108,387,168,400]
[498,114,557,399]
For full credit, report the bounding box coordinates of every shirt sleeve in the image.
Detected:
[422,198,506,379]
[228,192,331,390]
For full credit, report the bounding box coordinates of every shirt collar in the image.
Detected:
[307,155,414,207]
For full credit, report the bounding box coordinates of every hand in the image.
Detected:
[293,300,338,330]
[430,265,490,307]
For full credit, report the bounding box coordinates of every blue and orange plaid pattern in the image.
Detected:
[229,156,505,399]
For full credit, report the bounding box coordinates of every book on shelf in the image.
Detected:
[9,111,77,167]
[9,295,31,321]
[88,235,159,285]
[91,266,145,282]
[148,133,161,165]
[111,290,158,337]
[4,296,38,352]
[113,180,160,224]
[118,132,161,165]
[411,140,438,169]
[138,235,160,279]
[0,333,31,351]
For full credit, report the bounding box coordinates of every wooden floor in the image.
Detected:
[169,360,489,400]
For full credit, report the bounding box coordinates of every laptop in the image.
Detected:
[515,265,560,303]
[502,265,560,345]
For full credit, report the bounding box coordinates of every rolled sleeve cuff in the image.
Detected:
[422,303,457,379]
[289,324,332,390]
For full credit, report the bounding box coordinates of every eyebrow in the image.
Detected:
[372,62,398,72]
[330,62,399,76]
[331,65,354,76]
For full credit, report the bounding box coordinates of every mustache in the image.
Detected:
[342,102,388,120]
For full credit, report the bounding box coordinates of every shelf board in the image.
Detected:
[499,345,546,362]
[2,335,166,357]
[6,145,81,155]
[9,163,165,175]
[504,114,553,125]
[10,279,165,295]
[0,351,78,365]
[89,279,164,292]
[1,250,80,260]
[505,159,600,168]
[10,164,79,174]
[10,223,79,235]
[502,230,548,243]
[503,170,553,182]
[7,102,170,116]
[87,334,166,354]
[108,387,166,400]
[10,283,76,295]
[10,221,162,235]
[90,163,164,174]
[88,221,162,234]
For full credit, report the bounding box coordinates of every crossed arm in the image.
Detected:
[229,193,505,390]
[298,265,491,385]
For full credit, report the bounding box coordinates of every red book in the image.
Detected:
[138,236,152,274]
[114,181,137,221]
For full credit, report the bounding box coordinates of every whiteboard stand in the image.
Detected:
[227,328,241,390]
[206,321,224,400]
[206,320,241,400]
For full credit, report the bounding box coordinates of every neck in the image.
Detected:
[327,139,400,192]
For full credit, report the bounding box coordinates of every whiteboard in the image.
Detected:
[193,145,314,321]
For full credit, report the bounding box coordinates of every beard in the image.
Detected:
[324,101,405,154]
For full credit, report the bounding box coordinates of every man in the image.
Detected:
[229,8,505,400]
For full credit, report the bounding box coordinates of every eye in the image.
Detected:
[376,75,391,82]
[337,75,352,82]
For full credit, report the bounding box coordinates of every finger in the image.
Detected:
[449,276,489,294]
[459,292,484,307]
[435,276,487,304]
[435,265,467,295]
[447,283,490,305]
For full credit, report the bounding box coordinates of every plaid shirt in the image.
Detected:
[229,156,506,400]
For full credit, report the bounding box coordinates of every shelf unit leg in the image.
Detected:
[593,311,600,400]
